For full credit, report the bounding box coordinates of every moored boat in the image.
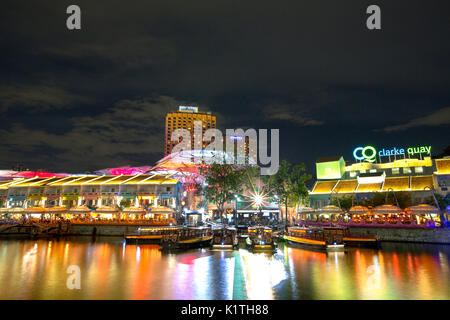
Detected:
[160,226,213,250]
[246,226,276,252]
[284,226,345,251]
[339,227,381,248]
[211,227,238,250]
[124,226,181,244]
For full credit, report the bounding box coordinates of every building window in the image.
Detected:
[415,166,423,173]
[392,168,400,175]
[403,167,412,174]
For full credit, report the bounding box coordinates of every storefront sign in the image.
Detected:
[353,145,431,162]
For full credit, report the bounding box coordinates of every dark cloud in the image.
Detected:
[0,0,449,173]
[0,96,183,171]
[380,106,450,132]
[263,105,324,126]
[0,84,90,112]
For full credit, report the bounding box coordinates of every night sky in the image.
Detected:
[0,1,449,176]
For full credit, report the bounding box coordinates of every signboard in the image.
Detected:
[353,145,431,162]
[316,157,345,179]
[179,106,198,113]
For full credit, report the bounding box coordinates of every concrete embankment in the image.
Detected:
[68,224,450,244]
[69,224,141,236]
[349,227,450,244]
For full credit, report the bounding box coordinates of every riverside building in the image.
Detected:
[0,174,181,220]
[309,144,450,209]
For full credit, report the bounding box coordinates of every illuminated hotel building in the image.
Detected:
[165,106,216,156]
[309,145,450,209]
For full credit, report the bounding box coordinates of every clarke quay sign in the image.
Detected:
[353,145,431,162]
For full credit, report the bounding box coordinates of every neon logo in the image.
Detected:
[353,146,377,162]
[407,145,431,156]
[353,144,431,162]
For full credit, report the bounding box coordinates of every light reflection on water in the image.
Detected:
[0,237,448,300]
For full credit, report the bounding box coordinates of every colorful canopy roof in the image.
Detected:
[122,207,147,215]
[95,206,119,214]
[69,206,92,214]
[45,206,67,213]
[405,204,440,215]
[373,204,402,215]
[297,206,315,214]
[24,207,45,213]
[150,206,175,214]
[349,205,370,215]
[318,205,342,215]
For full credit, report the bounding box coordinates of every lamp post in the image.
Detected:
[234,194,240,229]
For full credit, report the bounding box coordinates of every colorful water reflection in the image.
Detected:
[0,238,448,299]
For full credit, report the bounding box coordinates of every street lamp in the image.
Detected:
[234,194,240,229]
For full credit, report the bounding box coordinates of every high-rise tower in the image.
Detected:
[164,106,216,156]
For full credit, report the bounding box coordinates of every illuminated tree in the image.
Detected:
[264,160,311,228]
[199,163,247,224]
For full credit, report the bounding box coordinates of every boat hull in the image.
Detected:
[343,237,381,249]
[161,236,213,250]
[285,235,344,251]
[246,238,276,252]
[210,244,236,251]
[124,235,162,244]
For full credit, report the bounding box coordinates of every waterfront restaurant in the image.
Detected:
[0,174,181,221]
[309,145,450,211]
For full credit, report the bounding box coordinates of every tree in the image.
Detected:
[199,163,247,225]
[120,199,132,208]
[331,195,353,211]
[264,160,311,227]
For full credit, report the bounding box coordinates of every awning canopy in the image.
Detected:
[95,206,119,214]
[151,206,174,214]
[349,205,370,215]
[405,204,440,215]
[45,206,67,214]
[297,206,315,214]
[122,207,146,215]
[24,207,45,214]
[318,205,343,215]
[373,204,402,215]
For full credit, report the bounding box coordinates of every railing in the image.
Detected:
[298,219,438,229]
[70,218,175,226]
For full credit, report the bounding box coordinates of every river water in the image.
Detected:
[0,237,448,300]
